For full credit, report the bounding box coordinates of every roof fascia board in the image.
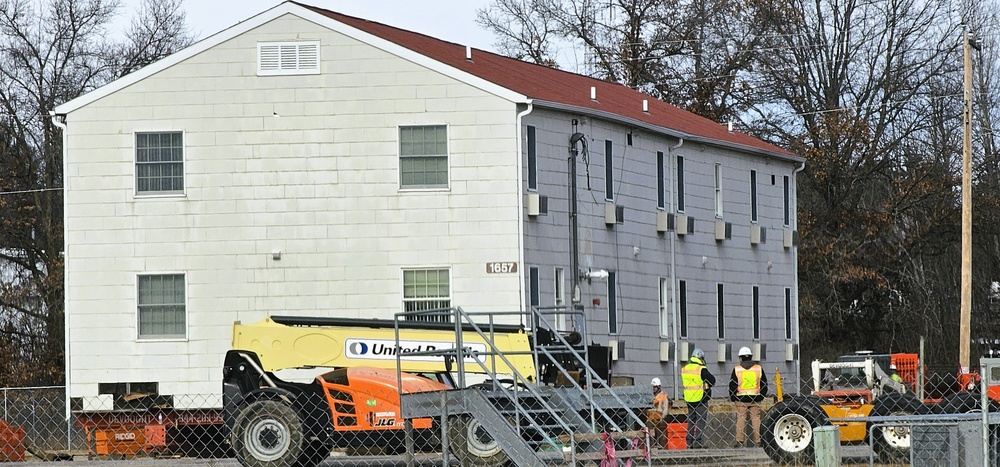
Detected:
[294,9,528,104]
[533,100,805,164]
[55,2,301,114]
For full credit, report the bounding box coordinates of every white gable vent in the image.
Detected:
[258,41,320,76]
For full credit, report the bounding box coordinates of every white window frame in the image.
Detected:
[527,125,537,191]
[656,151,666,210]
[659,277,670,338]
[717,282,725,339]
[676,155,685,212]
[399,124,450,189]
[608,271,618,334]
[605,140,615,201]
[752,285,760,340]
[402,268,452,322]
[679,279,688,338]
[136,273,187,340]
[135,131,185,196]
[783,175,791,227]
[714,163,724,218]
[257,41,320,76]
[554,267,567,331]
[751,169,759,223]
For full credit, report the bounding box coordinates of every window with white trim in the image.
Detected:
[137,274,186,338]
[714,163,724,217]
[656,151,666,209]
[257,41,320,75]
[608,271,618,334]
[527,126,537,190]
[751,169,759,222]
[403,268,451,322]
[659,277,670,338]
[783,175,791,226]
[752,285,760,340]
[785,287,793,339]
[604,140,614,201]
[676,155,686,212]
[400,125,448,188]
[679,280,688,338]
[717,283,725,339]
[136,132,184,194]
[554,267,567,331]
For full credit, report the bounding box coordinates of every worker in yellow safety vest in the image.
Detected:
[890,364,904,383]
[681,348,715,449]
[729,346,769,447]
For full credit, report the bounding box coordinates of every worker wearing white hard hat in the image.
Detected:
[729,346,768,447]
[648,376,669,446]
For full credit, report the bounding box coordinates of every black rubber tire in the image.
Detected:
[939,392,1000,413]
[760,396,829,465]
[869,392,928,463]
[448,415,511,467]
[232,400,305,467]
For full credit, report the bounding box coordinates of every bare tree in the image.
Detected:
[476,0,776,122]
[0,0,193,386]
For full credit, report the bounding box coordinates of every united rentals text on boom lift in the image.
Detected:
[345,338,488,362]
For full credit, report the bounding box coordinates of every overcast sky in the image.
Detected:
[121,0,498,52]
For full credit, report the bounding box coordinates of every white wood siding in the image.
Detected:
[64,14,522,399]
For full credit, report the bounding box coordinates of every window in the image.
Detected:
[752,286,760,340]
[554,268,567,330]
[783,175,791,226]
[679,280,688,338]
[137,274,185,338]
[676,156,685,212]
[785,288,793,339]
[400,125,448,188]
[136,132,184,194]
[717,283,725,339]
[656,151,666,210]
[529,266,540,308]
[659,277,670,338]
[714,163,723,217]
[527,126,537,191]
[605,140,614,201]
[750,170,758,223]
[257,41,320,75]
[403,268,451,322]
[608,271,618,334]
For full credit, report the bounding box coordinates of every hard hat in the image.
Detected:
[651,377,661,386]
[890,364,897,370]
[691,348,705,360]
[738,346,753,357]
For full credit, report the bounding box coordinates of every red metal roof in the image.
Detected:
[296,2,795,159]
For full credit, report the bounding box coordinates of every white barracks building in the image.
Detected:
[55,1,804,409]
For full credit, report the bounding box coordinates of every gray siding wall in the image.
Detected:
[521,107,800,397]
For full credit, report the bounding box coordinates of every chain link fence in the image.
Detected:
[2,366,1000,466]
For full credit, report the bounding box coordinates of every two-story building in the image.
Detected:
[54,1,803,410]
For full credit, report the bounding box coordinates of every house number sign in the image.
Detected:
[486,262,518,274]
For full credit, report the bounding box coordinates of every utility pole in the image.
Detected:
[960,28,977,373]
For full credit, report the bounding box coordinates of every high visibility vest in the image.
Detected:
[682,362,705,403]
[891,373,903,383]
[650,392,669,423]
[735,364,762,396]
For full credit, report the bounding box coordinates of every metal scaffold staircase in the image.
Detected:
[398,306,652,466]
